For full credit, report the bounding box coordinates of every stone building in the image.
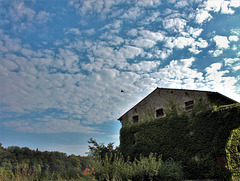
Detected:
[118,88,237,127]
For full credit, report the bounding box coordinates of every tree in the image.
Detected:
[87,138,118,158]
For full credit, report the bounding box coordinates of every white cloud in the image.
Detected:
[232,65,240,71]
[188,27,203,38]
[224,58,240,72]
[116,45,143,60]
[188,46,202,54]
[205,63,238,98]
[140,30,165,42]
[230,0,240,8]
[162,17,187,32]
[3,118,99,134]
[150,57,204,89]
[213,35,230,49]
[208,49,223,57]
[4,1,51,31]
[131,29,165,49]
[195,38,209,48]
[1,59,19,71]
[204,0,235,14]
[100,34,124,46]
[195,8,212,24]
[127,61,160,73]
[136,0,162,7]
[121,7,143,20]
[195,0,240,26]
[231,29,240,36]
[128,29,138,37]
[101,20,123,32]
[0,34,21,52]
[205,63,222,74]
[224,58,240,65]
[132,37,156,49]
[35,11,51,23]
[139,11,161,25]
[165,36,195,49]
[229,35,239,42]
[9,1,36,22]
[65,28,82,35]
[174,0,189,8]
[1,0,240,136]
[70,0,116,20]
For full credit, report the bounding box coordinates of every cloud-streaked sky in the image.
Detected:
[1,0,240,155]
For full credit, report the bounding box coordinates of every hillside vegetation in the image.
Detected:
[0,144,91,180]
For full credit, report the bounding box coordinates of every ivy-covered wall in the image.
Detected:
[119,103,240,179]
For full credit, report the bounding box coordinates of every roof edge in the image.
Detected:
[117,87,238,121]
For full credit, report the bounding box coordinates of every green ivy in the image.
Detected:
[226,127,240,180]
[120,105,240,180]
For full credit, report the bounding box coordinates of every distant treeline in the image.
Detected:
[0,143,90,180]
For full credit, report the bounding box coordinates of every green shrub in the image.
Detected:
[158,159,183,181]
[91,152,183,181]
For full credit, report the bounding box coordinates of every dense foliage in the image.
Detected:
[91,153,183,181]
[87,138,183,181]
[226,127,240,180]
[0,144,90,180]
[0,139,184,181]
[120,103,240,180]
[87,138,118,159]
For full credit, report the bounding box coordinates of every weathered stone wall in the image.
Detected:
[120,88,235,127]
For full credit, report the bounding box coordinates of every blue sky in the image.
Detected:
[0,0,240,156]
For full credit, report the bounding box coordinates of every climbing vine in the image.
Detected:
[120,104,240,179]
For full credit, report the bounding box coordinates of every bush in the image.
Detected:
[91,152,183,181]
[158,159,183,181]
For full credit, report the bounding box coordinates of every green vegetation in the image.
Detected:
[1,103,239,180]
[120,103,240,180]
[226,127,240,180]
[0,143,90,181]
[87,139,183,181]
[91,153,183,181]
[0,141,183,181]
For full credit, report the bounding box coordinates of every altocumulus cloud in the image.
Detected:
[0,0,239,146]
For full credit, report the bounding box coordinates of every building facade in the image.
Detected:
[118,88,237,127]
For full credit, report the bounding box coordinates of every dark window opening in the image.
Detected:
[156,108,164,117]
[132,115,139,123]
[185,100,194,110]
